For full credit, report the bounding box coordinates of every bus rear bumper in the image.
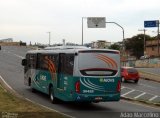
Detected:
[73,93,120,102]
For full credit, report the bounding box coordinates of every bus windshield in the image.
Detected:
[78,51,119,76]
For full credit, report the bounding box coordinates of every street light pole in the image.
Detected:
[105,22,125,52]
[82,17,88,46]
[82,17,84,46]
[138,29,147,55]
[157,20,160,56]
[47,32,51,46]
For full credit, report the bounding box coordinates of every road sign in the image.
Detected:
[144,20,159,28]
[87,17,106,28]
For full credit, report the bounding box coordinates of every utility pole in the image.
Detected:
[62,39,65,46]
[47,32,51,46]
[157,20,160,56]
[138,29,147,55]
[82,17,84,46]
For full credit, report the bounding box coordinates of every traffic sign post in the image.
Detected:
[87,17,106,28]
[144,20,159,28]
[82,17,106,45]
[82,17,125,54]
[144,20,160,56]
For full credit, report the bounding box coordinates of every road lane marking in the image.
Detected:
[149,95,158,101]
[122,86,158,96]
[121,89,135,97]
[134,92,146,99]
[0,75,14,91]
[13,54,24,59]
[2,49,24,59]
[121,86,126,90]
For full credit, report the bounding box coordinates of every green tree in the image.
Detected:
[109,43,121,50]
[125,34,151,59]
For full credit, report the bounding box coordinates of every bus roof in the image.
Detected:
[27,46,120,54]
[44,45,88,50]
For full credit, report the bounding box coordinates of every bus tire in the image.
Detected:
[49,86,58,104]
[32,88,37,93]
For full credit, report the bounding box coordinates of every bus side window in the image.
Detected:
[48,54,58,72]
[38,55,48,71]
[26,54,36,69]
[30,54,36,69]
[64,54,74,75]
[36,54,41,69]
[58,54,65,74]
[26,54,31,68]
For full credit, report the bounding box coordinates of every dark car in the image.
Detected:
[121,67,140,83]
[0,45,1,50]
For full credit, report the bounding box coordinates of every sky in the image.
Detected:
[0,0,160,45]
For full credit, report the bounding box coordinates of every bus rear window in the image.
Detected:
[80,68,117,76]
[78,52,119,76]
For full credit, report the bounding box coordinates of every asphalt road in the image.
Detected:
[0,46,160,118]
[121,80,160,103]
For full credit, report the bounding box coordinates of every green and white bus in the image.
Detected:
[22,46,121,103]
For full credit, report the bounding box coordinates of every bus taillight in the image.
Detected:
[75,81,80,93]
[116,80,121,92]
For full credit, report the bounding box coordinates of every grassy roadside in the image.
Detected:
[0,84,67,118]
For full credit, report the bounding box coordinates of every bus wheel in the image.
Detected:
[49,86,57,104]
[32,88,36,93]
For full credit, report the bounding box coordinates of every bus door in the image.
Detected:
[29,54,37,85]
[36,54,49,92]
[57,53,65,89]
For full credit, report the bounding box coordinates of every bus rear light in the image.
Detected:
[116,80,121,92]
[75,81,80,93]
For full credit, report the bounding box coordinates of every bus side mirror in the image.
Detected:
[75,53,78,56]
[22,59,27,66]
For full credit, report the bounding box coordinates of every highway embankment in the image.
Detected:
[0,83,67,118]
[138,70,160,83]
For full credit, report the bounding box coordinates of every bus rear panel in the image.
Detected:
[60,50,121,102]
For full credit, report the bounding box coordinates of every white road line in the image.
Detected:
[134,92,146,99]
[121,89,135,97]
[0,75,16,93]
[149,95,158,101]
[121,86,126,90]
[2,50,24,59]
[13,54,24,59]
[122,86,157,97]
